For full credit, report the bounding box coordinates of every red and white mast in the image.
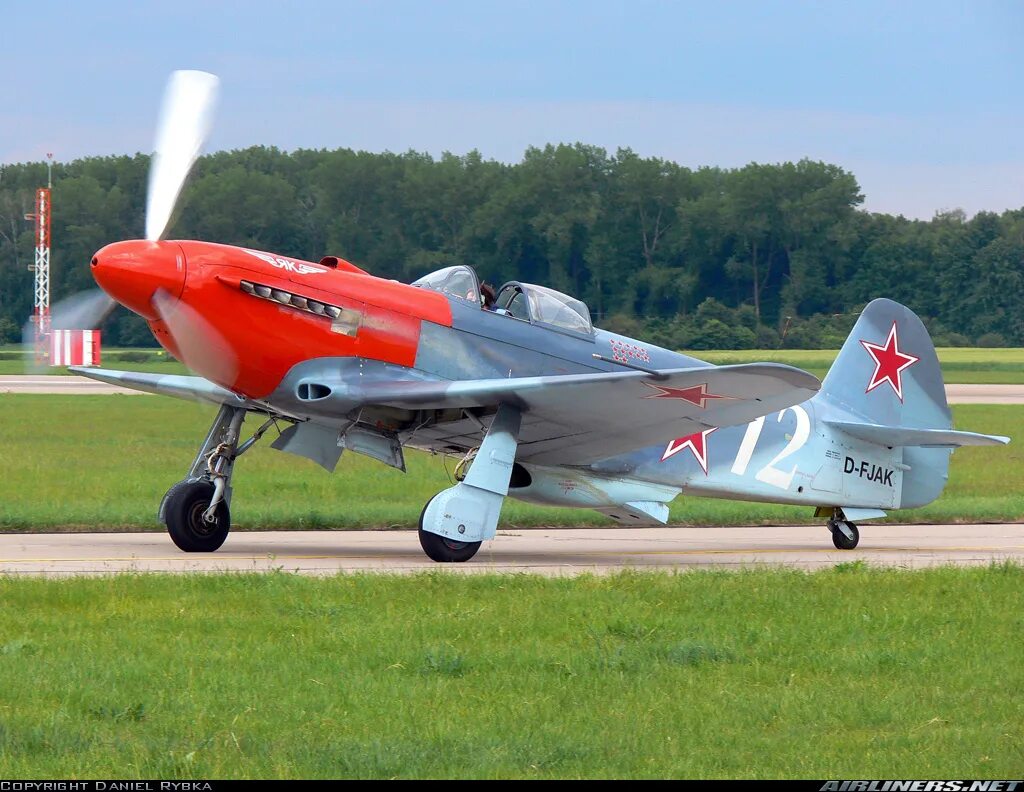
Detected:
[28,154,53,362]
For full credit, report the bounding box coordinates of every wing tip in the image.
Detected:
[68,365,118,383]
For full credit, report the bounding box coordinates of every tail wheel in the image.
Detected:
[417,497,481,563]
[163,480,230,553]
[830,520,860,550]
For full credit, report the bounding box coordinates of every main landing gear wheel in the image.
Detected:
[829,519,860,550]
[163,480,231,553]
[417,498,481,563]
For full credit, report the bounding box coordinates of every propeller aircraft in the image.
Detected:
[68,71,1009,562]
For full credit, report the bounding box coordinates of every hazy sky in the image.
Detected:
[1,0,1021,218]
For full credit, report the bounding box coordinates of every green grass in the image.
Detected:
[3,346,1024,381]
[0,567,1020,778]
[0,396,1020,529]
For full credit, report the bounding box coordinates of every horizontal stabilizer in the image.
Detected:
[826,420,1010,448]
[68,366,245,406]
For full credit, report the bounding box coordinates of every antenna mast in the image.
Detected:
[27,154,53,362]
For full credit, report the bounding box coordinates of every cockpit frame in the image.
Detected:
[410,265,482,306]
[495,281,594,339]
[412,265,595,340]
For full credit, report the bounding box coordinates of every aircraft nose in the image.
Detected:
[90,240,187,320]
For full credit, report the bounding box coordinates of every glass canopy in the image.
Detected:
[413,266,594,336]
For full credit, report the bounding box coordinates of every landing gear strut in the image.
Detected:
[418,404,522,563]
[160,405,278,552]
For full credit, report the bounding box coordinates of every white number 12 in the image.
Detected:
[729,405,811,490]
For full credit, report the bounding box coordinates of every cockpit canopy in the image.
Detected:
[412,265,593,337]
[495,282,592,336]
[411,265,480,305]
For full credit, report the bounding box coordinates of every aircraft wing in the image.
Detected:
[71,362,820,465]
[68,366,248,407]
[357,363,820,464]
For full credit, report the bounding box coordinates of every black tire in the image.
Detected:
[417,497,481,563]
[163,480,230,552]
[830,520,860,550]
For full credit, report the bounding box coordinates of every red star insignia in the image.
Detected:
[643,381,732,408]
[860,321,920,402]
[661,427,717,473]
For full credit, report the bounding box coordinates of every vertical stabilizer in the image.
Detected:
[817,298,952,508]
[819,298,950,431]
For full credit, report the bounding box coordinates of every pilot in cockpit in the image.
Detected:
[481,283,497,310]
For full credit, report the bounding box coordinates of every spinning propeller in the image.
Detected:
[47,70,237,385]
[142,70,238,385]
[145,70,219,243]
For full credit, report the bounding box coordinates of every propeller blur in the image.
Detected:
[146,70,219,242]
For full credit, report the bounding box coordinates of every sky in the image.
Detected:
[1,0,1022,219]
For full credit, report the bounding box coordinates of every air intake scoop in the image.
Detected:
[296,382,333,401]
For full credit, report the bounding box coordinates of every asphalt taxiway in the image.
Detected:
[0,375,141,395]
[0,523,1020,576]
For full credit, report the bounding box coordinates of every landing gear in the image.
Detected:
[418,404,522,563]
[163,479,231,552]
[160,404,279,553]
[418,498,481,562]
[829,519,860,550]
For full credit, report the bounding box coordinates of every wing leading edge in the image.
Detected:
[68,366,246,406]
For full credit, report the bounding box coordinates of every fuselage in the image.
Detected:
[90,239,936,514]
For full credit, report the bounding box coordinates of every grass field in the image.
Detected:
[0,566,1020,778]
[3,346,1024,382]
[0,395,1020,529]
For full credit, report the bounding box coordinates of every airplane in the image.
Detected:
[68,71,1010,562]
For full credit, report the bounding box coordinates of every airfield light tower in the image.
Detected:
[26,154,53,362]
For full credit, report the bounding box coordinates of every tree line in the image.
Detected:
[0,145,1021,348]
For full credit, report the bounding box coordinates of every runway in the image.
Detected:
[0,523,1020,576]
[944,384,1024,404]
[1,376,1023,403]
[0,375,141,395]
